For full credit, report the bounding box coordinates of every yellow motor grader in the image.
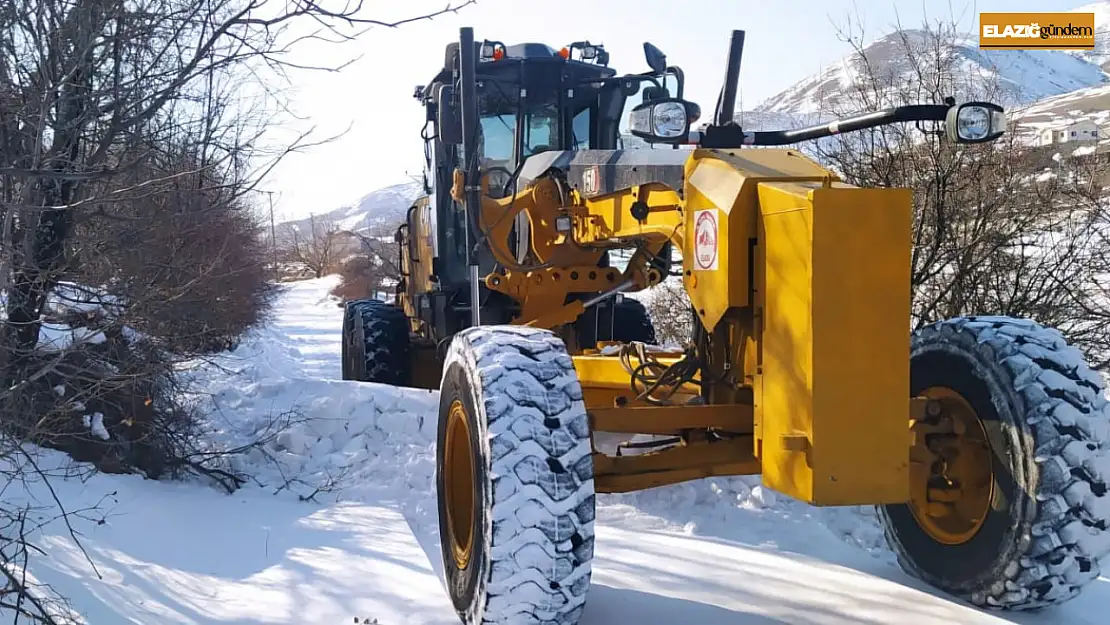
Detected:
[341,27,1110,625]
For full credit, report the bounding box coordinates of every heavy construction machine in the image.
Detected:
[341,27,1110,625]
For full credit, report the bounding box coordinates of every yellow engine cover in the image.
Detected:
[682,149,836,331]
[755,179,913,506]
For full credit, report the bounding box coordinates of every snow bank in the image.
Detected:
[185,279,892,562]
[0,446,456,625]
[184,276,440,518]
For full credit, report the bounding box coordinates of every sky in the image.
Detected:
[257,0,1089,222]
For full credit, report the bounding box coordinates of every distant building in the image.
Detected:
[1035,120,1100,146]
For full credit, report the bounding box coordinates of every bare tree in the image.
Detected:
[808,15,1110,368]
[0,0,477,438]
[0,0,475,618]
[276,213,343,279]
[0,0,475,373]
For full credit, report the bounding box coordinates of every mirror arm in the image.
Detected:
[666,66,685,99]
[697,103,953,147]
[571,73,662,89]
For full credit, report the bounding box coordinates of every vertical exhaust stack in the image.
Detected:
[458,26,481,326]
[714,30,746,127]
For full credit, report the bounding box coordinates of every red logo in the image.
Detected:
[694,210,718,270]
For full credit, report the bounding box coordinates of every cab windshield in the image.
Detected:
[522,102,558,156]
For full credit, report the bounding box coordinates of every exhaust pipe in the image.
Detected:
[714,30,746,126]
[459,27,482,326]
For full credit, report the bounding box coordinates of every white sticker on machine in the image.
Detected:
[693,209,719,271]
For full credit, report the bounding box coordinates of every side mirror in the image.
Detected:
[628,97,696,144]
[643,42,667,74]
[946,102,1006,144]
[436,84,462,145]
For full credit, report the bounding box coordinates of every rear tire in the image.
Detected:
[878,316,1110,610]
[341,299,411,386]
[436,325,595,625]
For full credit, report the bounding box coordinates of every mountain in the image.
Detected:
[753,26,1109,119]
[280,180,423,235]
[1067,2,1110,71]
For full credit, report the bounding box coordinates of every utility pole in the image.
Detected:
[266,191,277,270]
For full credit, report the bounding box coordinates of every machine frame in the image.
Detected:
[339,25,1109,625]
[399,27,1004,500]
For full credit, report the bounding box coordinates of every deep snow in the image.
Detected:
[4,276,1108,624]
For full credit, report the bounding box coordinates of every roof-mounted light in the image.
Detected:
[565,41,609,65]
[479,40,507,62]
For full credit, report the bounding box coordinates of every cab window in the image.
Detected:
[478,114,516,165]
[572,108,591,149]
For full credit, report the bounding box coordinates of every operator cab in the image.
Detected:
[414,39,641,283]
[408,35,693,334]
[418,40,625,199]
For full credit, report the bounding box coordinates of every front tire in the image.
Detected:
[879,316,1110,610]
[436,325,595,625]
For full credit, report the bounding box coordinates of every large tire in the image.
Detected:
[340,300,366,379]
[576,296,656,349]
[878,316,1110,610]
[341,299,411,386]
[436,325,595,625]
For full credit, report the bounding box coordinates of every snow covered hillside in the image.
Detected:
[5,276,1108,624]
[1068,2,1110,72]
[280,181,423,236]
[1012,83,1110,148]
[754,28,1109,119]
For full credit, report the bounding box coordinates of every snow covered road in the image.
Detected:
[7,276,1109,624]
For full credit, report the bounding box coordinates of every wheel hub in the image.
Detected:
[444,399,476,569]
[908,386,994,545]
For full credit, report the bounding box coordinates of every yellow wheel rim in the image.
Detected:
[444,399,476,569]
[908,386,995,545]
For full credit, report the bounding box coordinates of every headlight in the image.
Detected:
[957,106,991,141]
[650,101,688,138]
[946,102,1006,144]
[627,98,693,143]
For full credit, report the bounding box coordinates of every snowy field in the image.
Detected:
[4,276,1108,624]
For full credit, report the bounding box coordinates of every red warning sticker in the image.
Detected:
[694,209,718,271]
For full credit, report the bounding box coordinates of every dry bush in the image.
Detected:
[71,145,279,356]
[329,226,401,303]
[640,279,695,347]
[331,256,386,301]
[0,136,281,486]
